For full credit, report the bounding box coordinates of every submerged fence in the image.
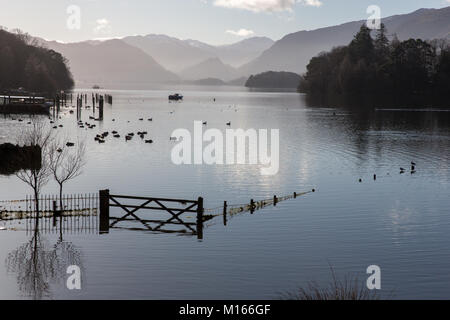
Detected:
[203,189,316,226]
[0,193,98,217]
[1,189,315,238]
[0,193,99,235]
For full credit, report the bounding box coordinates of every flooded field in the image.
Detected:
[0,86,449,299]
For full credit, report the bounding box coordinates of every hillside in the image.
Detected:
[245,71,301,89]
[45,39,179,88]
[0,29,73,94]
[240,7,450,75]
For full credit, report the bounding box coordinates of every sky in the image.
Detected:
[0,0,449,45]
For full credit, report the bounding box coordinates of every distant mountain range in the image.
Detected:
[179,57,240,81]
[122,35,274,72]
[39,6,450,88]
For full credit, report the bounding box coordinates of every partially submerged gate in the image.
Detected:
[99,190,204,239]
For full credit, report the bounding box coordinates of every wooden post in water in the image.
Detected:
[52,200,57,227]
[273,195,278,206]
[197,197,204,240]
[223,201,227,226]
[250,199,255,214]
[99,96,104,120]
[99,189,110,234]
[56,95,60,114]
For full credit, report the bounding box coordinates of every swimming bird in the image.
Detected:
[226,122,231,126]
[203,121,207,125]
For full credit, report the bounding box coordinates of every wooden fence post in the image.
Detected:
[223,201,227,226]
[197,197,204,240]
[99,189,110,234]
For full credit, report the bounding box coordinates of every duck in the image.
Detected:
[226,122,231,126]
[145,140,154,144]
[66,142,75,147]
[203,121,207,125]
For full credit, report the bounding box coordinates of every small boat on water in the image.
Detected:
[169,93,183,101]
[0,95,52,114]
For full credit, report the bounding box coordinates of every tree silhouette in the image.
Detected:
[0,29,73,94]
[299,25,450,107]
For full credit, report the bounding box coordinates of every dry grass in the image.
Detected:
[281,267,384,300]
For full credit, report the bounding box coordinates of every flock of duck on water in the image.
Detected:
[359,162,417,183]
[26,96,235,147]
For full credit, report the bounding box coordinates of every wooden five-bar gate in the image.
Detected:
[99,190,205,239]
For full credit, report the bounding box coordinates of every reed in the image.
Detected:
[281,267,384,300]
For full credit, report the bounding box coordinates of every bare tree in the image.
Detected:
[49,138,86,211]
[11,28,41,47]
[15,119,54,219]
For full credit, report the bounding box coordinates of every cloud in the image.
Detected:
[94,18,112,34]
[226,28,255,36]
[213,0,322,12]
[301,0,322,6]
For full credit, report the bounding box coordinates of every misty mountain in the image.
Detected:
[122,34,215,73]
[240,7,450,75]
[122,34,274,72]
[217,37,275,67]
[179,57,240,82]
[44,39,179,88]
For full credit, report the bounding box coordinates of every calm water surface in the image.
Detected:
[0,86,449,299]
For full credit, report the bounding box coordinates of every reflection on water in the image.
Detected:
[0,87,449,299]
[5,217,83,299]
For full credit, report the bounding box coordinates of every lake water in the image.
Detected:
[0,86,449,299]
